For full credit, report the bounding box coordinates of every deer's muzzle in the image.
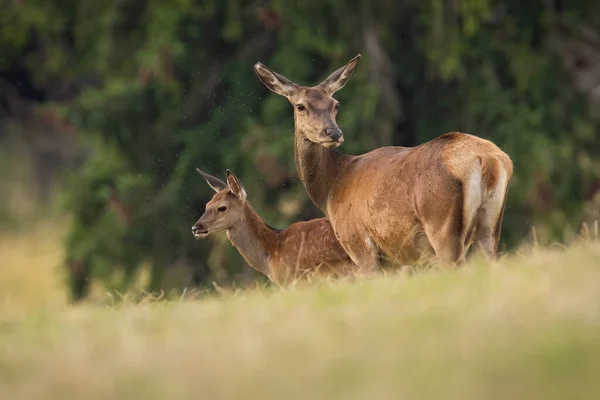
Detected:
[192,224,209,238]
[320,127,344,148]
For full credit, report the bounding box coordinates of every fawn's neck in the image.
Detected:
[294,134,350,213]
[226,204,280,279]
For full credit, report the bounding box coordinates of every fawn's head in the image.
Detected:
[254,54,361,149]
[192,169,247,238]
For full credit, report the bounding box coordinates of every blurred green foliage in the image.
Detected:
[2,0,600,299]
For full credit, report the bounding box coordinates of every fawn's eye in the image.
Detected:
[217,205,227,212]
[295,104,306,112]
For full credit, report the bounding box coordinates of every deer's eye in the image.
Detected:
[217,205,227,212]
[334,103,340,111]
[295,104,306,112]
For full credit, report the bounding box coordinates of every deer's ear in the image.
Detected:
[226,170,247,201]
[196,168,227,193]
[254,62,299,98]
[319,54,361,95]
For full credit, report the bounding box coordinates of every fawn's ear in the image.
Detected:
[226,170,247,201]
[254,62,299,98]
[319,54,361,95]
[196,168,227,192]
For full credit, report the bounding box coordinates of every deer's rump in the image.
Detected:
[327,132,513,263]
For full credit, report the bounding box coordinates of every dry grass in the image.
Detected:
[0,222,68,314]
[0,226,599,399]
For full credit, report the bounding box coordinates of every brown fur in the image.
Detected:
[192,170,355,286]
[254,56,514,271]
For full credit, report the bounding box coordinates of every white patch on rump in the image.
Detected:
[480,167,508,229]
[462,168,483,234]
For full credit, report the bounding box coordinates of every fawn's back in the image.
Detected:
[270,218,354,283]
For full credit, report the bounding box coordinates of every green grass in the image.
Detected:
[1,241,600,399]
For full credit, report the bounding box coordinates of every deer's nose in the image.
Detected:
[325,128,343,142]
[192,224,204,235]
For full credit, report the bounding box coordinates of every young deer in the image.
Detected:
[191,169,355,286]
[254,55,513,271]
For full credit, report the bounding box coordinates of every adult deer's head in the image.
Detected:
[254,55,361,148]
[192,169,247,238]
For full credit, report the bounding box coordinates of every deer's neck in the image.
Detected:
[294,133,350,213]
[226,204,280,279]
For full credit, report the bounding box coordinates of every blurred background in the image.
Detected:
[1,0,600,303]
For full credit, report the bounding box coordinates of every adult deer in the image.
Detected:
[254,55,513,271]
[192,168,355,286]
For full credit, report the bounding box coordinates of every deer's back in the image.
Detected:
[331,132,511,203]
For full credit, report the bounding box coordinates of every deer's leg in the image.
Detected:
[338,234,380,274]
[349,251,379,275]
[329,216,380,274]
[422,202,467,265]
[415,166,474,265]
[473,227,495,260]
[428,231,465,265]
[492,193,508,255]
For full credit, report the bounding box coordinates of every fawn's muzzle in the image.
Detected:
[192,224,208,238]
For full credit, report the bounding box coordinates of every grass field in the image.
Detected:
[1,224,600,399]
